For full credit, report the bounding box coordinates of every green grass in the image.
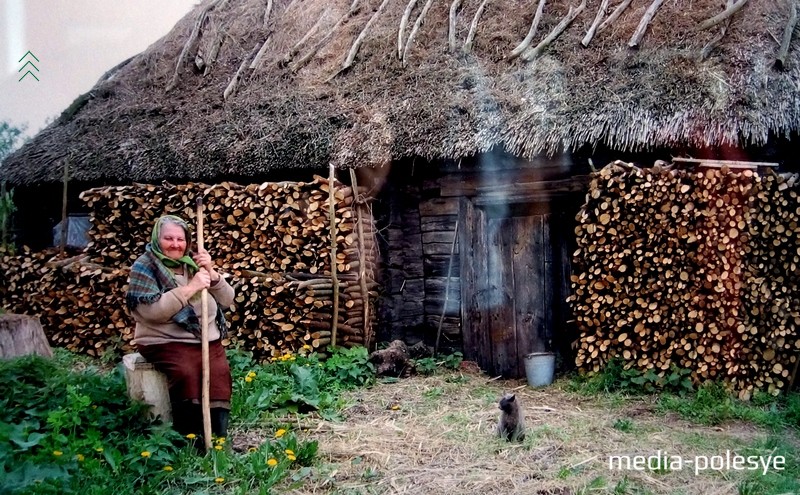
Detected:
[613,418,635,433]
[658,382,800,432]
[0,346,374,494]
[563,365,800,495]
[734,435,800,495]
[565,364,800,434]
[4,348,800,494]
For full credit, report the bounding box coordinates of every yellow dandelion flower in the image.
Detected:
[303,344,312,350]
[289,356,296,361]
[216,437,226,445]
[163,465,174,472]
[248,447,258,453]
[186,433,197,440]
[95,447,104,453]
[245,376,253,383]
[247,371,257,378]
[267,458,278,467]
[288,454,297,461]
[391,404,401,410]
[215,477,225,483]
[284,449,295,456]
[76,454,85,462]
[53,450,63,457]
[214,445,223,451]
[275,429,286,438]
[141,451,151,458]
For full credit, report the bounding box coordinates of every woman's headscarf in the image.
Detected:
[148,215,200,272]
[127,214,227,337]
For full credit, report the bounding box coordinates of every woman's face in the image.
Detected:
[158,222,188,260]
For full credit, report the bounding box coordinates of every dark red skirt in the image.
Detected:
[137,340,232,404]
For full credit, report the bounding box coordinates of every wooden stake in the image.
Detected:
[0,181,7,249]
[448,0,463,53]
[775,0,798,70]
[695,0,749,31]
[196,197,212,452]
[521,0,586,61]
[463,0,490,53]
[328,164,339,347]
[581,0,609,47]
[628,0,664,48]
[59,159,69,257]
[508,0,546,60]
[349,169,371,349]
[435,221,458,356]
[60,160,69,257]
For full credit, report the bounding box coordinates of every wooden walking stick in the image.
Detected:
[196,198,212,452]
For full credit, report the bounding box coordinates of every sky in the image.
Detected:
[0,0,199,140]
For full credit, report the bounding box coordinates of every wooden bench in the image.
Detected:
[122,353,172,422]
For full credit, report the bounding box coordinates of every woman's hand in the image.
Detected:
[176,267,212,301]
[187,268,212,292]
[193,249,221,282]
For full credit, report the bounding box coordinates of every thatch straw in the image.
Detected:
[3,0,798,185]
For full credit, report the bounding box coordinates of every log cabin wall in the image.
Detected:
[373,152,589,375]
[373,169,432,345]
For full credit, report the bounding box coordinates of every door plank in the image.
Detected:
[488,217,516,377]
[512,215,539,376]
[543,213,554,351]
[459,198,492,371]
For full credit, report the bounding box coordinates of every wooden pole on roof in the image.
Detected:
[328,163,340,347]
[196,197,212,452]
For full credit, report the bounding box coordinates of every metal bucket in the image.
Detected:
[524,352,555,387]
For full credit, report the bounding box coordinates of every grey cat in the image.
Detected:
[496,393,526,441]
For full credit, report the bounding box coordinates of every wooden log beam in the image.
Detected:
[695,0,749,31]
[628,0,665,48]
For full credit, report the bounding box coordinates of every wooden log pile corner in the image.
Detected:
[0,176,378,362]
[570,161,800,399]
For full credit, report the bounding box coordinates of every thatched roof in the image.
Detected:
[2,0,799,184]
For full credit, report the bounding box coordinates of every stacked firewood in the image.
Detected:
[570,161,800,397]
[0,177,378,361]
[0,247,130,358]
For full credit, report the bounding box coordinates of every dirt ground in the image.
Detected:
[234,367,799,495]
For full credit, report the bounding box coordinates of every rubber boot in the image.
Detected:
[210,408,230,438]
[171,401,203,437]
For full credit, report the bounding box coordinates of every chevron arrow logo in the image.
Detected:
[18,51,40,82]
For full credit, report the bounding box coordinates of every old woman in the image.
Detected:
[125,215,234,440]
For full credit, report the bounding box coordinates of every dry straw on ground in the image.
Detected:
[241,368,799,494]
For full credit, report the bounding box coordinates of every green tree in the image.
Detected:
[0,121,26,252]
[0,121,25,162]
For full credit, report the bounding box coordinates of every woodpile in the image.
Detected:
[570,161,800,398]
[0,177,378,361]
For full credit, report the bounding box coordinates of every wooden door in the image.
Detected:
[460,199,569,378]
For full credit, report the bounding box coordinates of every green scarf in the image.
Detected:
[149,215,200,272]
